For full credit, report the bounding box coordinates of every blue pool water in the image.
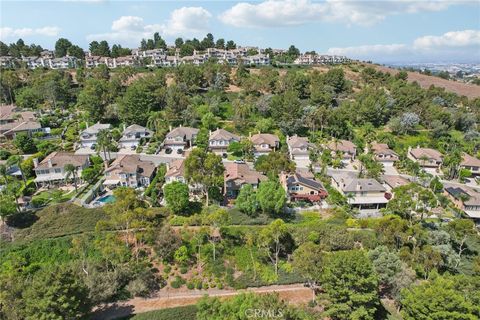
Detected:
[98,195,116,203]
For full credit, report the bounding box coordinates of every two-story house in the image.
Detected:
[164,126,199,153]
[407,146,443,172]
[34,152,90,186]
[79,123,111,149]
[331,172,388,211]
[326,140,357,162]
[249,133,280,157]
[280,172,328,203]
[104,155,156,188]
[460,153,480,176]
[224,162,267,199]
[287,135,310,160]
[371,143,399,166]
[208,128,240,155]
[444,185,480,221]
[164,159,187,185]
[118,124,153,150]
[0,105,44,140]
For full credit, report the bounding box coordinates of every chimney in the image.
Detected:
[33,158,38,168]
[48,159,52,168]
[85,121,88,129]
[123,124,126,132]
[169,125,172,131]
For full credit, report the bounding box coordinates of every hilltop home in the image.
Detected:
[381,175,411,193]
[118,124,153,150]
[407,146,443,171]
[0,105,44,140]
[249,133,280,157]
[164,126,199,153]
[280,172,328,203]
[460,153,480,176]
[79,123,111,149]
[331,172,388,211]
[223,162,267,199]
[34,152,90,186]
[326,140,357,162]
[208,128,240,155]
[287,135,310,160]
[371,143,399,166]
[444,185,480,220]
[104,155,156,188]
[164,159,187,185]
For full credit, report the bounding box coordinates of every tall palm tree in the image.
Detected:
[147,111,169,138]
[96,129,112,168]
[64,164,79,193]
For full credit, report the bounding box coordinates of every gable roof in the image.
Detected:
[122,124,152,135]
[35,152,89,170]
[461,153,480,167]
[82,123,111,135]
[105,155,155,178]
[331,172,385,193]
[209,128,240,141]
[409,147,442,161]
[224,162,267,185]
[250,133,279,146]
[286,173,325,191]
[165,159,185,178]
[166,126,199,140]
[287,135,309,149]
[382,175,410,189]
[327,140,356,153]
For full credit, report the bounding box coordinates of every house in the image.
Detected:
[208,128,240,155]
[164,159,187,184]
[241,54,270,65]
[0,105,44,139]
[164,126,199,153]
[34,152,90,186]
[48,56,77,69]
[104,155,156,188]
[79,123,111,149]
[460,153,480,176]
[287,135,310,160]
[118,124,153,150]
[331,172,389,211]
[249,133,280,157]
[407,146,443,170]
[371,143,398,166]
[444,185,480,220]
[224,162,267,199]
[280,172,328,203]
[381,175,411,192]
[326,140,357,162]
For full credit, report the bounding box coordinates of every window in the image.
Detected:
[54,168,61,173]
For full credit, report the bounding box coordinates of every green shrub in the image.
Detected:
[124,305,198,320]
[170,276,185,289]
[186,282,195,290]
[163,265,172,274]
[180,266,188,274]
[195,281,203,290]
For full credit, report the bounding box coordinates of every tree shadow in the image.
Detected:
[88,303,135,320]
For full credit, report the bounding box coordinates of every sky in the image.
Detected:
[1,0,479,63]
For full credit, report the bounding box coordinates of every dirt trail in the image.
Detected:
[91,283,311,320]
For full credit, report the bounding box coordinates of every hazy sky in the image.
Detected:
[1,0,479,63]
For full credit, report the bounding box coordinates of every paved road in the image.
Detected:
[90,283,311,320]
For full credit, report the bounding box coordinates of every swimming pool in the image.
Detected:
[98,195,116,204]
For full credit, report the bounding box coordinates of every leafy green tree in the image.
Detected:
[400,274,480,320]
[13,134,36,154]
[259,219,289,275]
[119,79,158,126]
[164,181,190,214]
[81,167,98,184]
[292,242,324,302]
[368,246,402,294]
[235,184,258,216]
[184,149,224,206]
[174,245,190,266]
[23,267,91,319]
[77,78,110,121]
[154,225,182,262]
[54,38,72,57]
[256,180,286,215]
[319,250,379,320]
[254,152,295,176]
[15,87,42,109]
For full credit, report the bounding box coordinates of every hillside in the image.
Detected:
[372,64,480,99]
